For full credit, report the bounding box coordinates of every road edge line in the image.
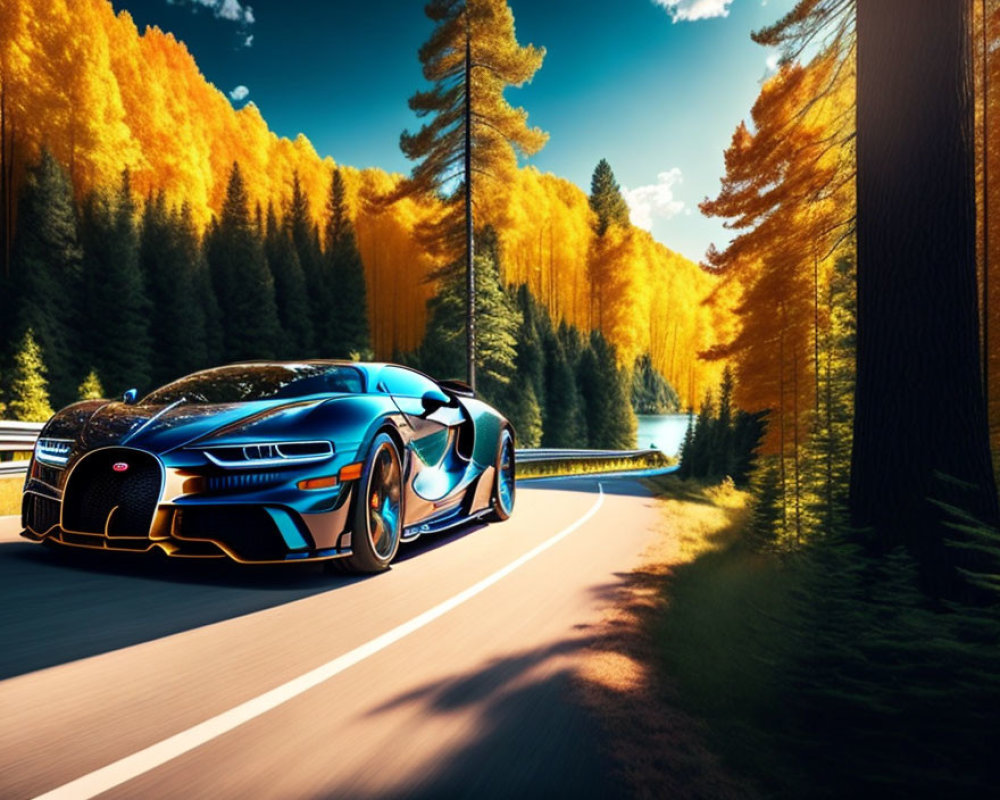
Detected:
[32,483,606,800]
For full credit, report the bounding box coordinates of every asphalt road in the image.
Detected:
[0,475,665,799]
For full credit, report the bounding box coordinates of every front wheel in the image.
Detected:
[342,432,403,573]
[486,428,515,522]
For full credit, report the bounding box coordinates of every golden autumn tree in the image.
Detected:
[398,0,547,389]
[700,49,855,537]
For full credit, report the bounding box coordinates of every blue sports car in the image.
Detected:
[21,361,516,573]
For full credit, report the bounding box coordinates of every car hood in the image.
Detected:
[69,396,335,454]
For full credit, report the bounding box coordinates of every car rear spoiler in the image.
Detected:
[438,379,476,398]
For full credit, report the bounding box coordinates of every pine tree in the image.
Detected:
[801,257,856,536]
[419,244,517,406]
[286,172,325,356]
[710,365,736,478]
[511,282,548,407]
[326,168,370,357]
[747,456,784,551]
[589,158,631,236]
[140,194,207,386]
[687,389,716,479]
[8,329,54,421]
[505,381,543,448]
[77,369,104,400]
[731,409,768,486]
[678,407,696,478]
[541,327,585,447]
[79,169,151,395]
[265,202,312,357]
[5,148,81,407]
[631,353,680,414]
[399,0,547,388]
[195,217,224,366]
[205,162,281,361]
[578,331,637,449]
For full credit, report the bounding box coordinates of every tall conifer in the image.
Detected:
[265,202,312,356]
[6,149,81,407]
[325,168,370,357]
[206,162,280,361]
[399,0,547,388]
[79,170,151,394]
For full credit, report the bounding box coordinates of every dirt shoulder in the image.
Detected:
[574,477,756,799]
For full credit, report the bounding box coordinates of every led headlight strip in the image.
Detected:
[35,438,74,467]
[201,440,334,469]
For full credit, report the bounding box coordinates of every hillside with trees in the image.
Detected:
[0,0,720,430]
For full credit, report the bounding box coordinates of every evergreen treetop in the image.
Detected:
[8,329,54,422]
[589,159,631,236]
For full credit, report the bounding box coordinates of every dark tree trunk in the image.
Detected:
[852,0,998,590]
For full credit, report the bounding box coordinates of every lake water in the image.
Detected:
[636,413,691,456]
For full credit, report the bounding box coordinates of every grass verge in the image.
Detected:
[517,451,674,480]
[0,475,24,516]
[612,475,1000,798]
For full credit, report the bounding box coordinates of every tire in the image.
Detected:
[341,432,404,573]
[486,428,516,522]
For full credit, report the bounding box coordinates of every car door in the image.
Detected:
[377,366,468,509]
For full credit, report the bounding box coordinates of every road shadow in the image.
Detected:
[0,540,365,680]
[332,519,752,799]
[347,634,629,800]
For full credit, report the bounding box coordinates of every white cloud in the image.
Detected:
[766,51,781,73]
[622,169,685,231]
[243,34,254,48]
[229,85,250,102]
[168,0,254,26]
[652,0,733,22]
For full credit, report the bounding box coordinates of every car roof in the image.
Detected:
[218,360,432,387]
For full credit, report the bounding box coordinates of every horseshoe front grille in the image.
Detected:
[61,449,163,537]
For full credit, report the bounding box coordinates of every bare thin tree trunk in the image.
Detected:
[983,0,990,399]
[779,302,788,538]
[0,78,8,281]
[464,15,476,390]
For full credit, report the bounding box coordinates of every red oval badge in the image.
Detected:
[112,462,129,473]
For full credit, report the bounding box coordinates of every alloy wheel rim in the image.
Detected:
[497,434,515,514]
[367,444,401,559]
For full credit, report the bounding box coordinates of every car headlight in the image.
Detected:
[199,441,334,469]
[35,438,74,467]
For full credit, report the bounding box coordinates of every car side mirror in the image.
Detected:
[122,388,139,405]
[421,390,449,415]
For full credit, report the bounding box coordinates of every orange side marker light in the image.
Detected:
[298,475,339,491]
[338,462,364,482]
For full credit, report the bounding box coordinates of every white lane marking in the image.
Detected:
[33,484,606,800]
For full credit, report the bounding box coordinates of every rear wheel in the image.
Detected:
[486,428,515,522]
[342,433,403,573]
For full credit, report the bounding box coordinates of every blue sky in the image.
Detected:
[112,0,797,263]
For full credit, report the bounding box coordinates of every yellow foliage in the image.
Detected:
[0,0,726,405]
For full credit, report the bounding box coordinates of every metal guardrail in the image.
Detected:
[0,421,43,477]
[515,447,659,463]
[0,422,661,479]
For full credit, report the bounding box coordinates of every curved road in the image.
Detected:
[0,475,665,799]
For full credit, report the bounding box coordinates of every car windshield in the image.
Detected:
[141,364,365,405]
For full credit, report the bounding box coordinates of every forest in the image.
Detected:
[0,0,719,450]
